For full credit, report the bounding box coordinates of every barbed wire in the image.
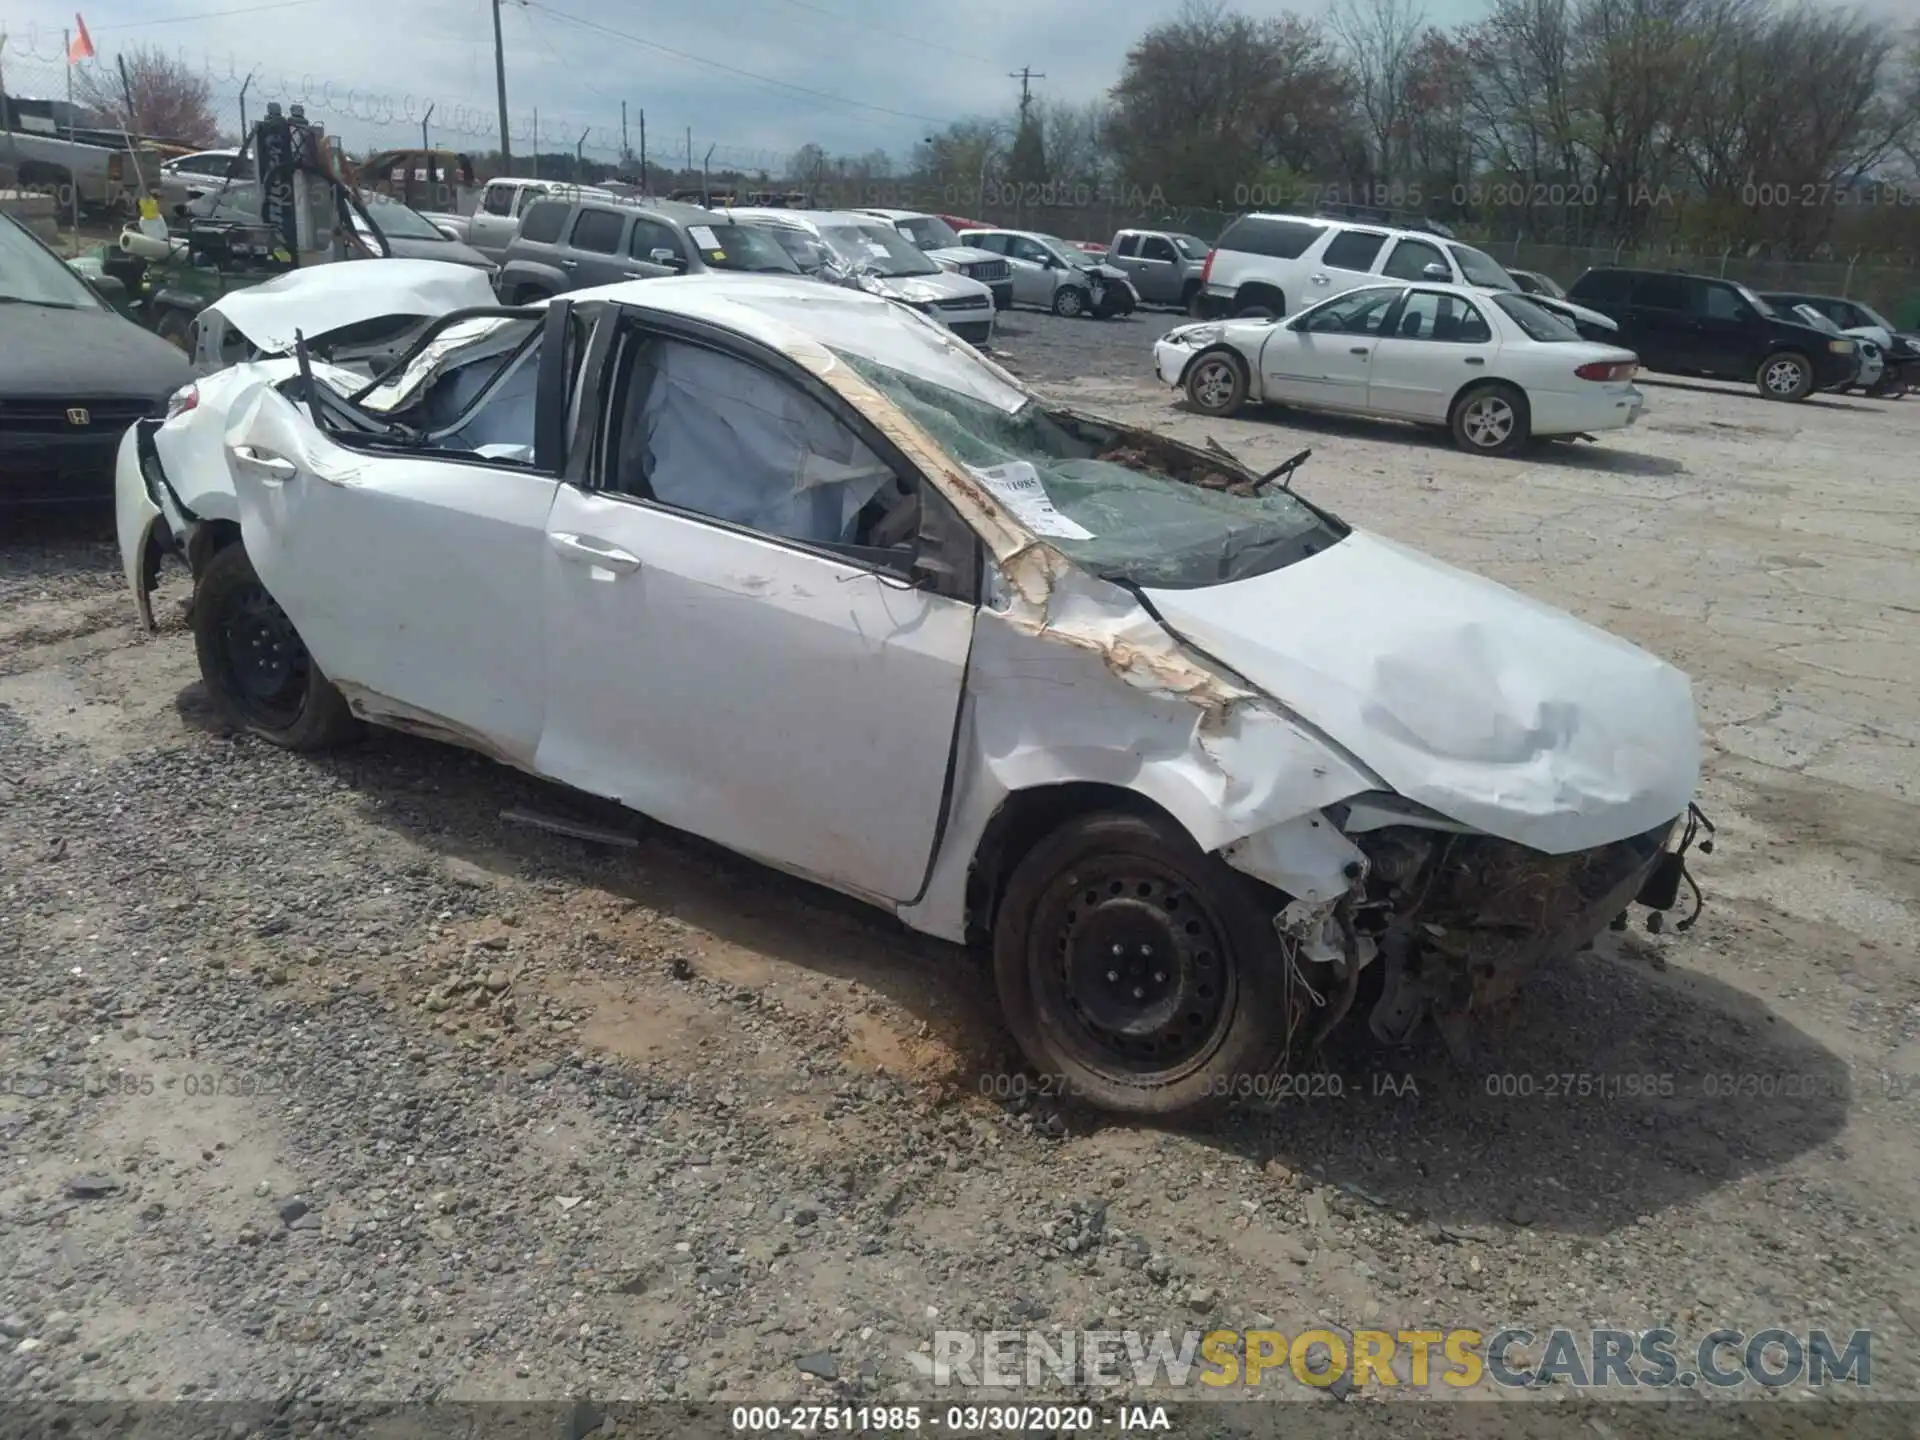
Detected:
[0,31,793,170]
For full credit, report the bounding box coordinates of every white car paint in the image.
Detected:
[1155,281,1645,439]
[851,208,1013,273]
[115,272,1698,953]
[194,259,501,360]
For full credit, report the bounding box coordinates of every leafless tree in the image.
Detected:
[73,45,220,146]
[1327,0,1428,184]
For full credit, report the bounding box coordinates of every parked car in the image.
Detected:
[1155,281,1643,455]
[853,208,1014,309]
[1758,290,1915,398]
[0,119,158,212]
[113,271,1707,1116]
[1774,302,1880,392]
[1104,228,1211,310]
[0,210,194,506]
[724,208,997,345]
[157,147,244,207]
[1193,212,1618,338]
[187,181,497,273]
[955,227,1137,318]
[496,196,799,303]
[1509,268,1567,300]
[1566,267,1856,401]
[420,177,616,262]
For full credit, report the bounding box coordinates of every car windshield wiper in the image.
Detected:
[0,295,82,308]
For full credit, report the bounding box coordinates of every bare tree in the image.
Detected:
[73,45,220,146]
[1327,0,1427,184]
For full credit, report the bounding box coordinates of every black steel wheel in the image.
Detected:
[993,811,1294,1117]
[191,543,357,749]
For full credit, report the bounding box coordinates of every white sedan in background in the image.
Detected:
[1155,281,1645,456]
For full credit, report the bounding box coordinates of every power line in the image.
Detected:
[89,0,326,31]
[761,0,1000,67]
[523,1,957,127]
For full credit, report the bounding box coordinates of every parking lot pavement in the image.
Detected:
[3,321,1919,1409]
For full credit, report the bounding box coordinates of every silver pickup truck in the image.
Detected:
[419,177,615,262]
[1102,227,1212,311]
[0,127,157,212]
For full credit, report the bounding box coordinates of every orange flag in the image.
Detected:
[67,14,94,63]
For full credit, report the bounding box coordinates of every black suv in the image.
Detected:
[1566,267,1856,401]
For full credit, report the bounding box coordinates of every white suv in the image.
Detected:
[1199,214,1521,320]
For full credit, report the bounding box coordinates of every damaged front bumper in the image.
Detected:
[1255,800,1714,1061]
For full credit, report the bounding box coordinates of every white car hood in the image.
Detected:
[206,259,500,354]
[1141,530,1700,855]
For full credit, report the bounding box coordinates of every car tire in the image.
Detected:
[991,811,1296,1119]
[192,542,358,751]
[1756,351,1813,402]
[1449,381,1531,455]
[1052,286,1089,318]
[1180,281,1203,315]
[1184,349,1249,418]
[1233,302,1277,320]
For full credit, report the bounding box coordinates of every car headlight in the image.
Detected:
[164,383,199,419]
[1829,338,1855,354]
[1169,324,1224,346]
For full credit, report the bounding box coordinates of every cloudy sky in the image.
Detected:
[1,0,1910,169]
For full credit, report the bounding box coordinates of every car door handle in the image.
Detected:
[1312,274,1332,284]
[549,531,640,573]
[1350,346,1370,356]
[1464,356,1485,365]
[558,258,577,269]
[228,445,296,482]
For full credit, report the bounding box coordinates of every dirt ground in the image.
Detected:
[2,308,1918,1430]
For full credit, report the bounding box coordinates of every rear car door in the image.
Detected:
[1261,286,1403,409]
[535,316,977,905]
[563,206,631,289]
[1364,289,1498,420]
[1686,278,1760,379]
[1626,273,1702,373]
[468,181,519,257]
[1004,235,1058,307]
[1304,228,1390,305]
[224,306,574,762]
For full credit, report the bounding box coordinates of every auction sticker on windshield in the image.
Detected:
[968,461,1093,540]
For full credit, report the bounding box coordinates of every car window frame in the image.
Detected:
[1140,235,1178,263]
[580,309,979,600]
[1320,228,1389,271]
[481,183,516,217]
[1389,288,1493,343]
[1115,233,1141,258]
[297,304,585,478]
[1217,216,1326,260]
[628,216,685,262]
[1379,236,1448,282]
[568,206,628,255]
[1297,284,1407,336]
[518,199,570,244]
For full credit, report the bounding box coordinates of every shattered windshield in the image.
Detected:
[840,353,1343,588]
[819,224,941,278]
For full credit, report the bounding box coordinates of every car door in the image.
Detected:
[1364,289,1498,420]
[1004,235,1058,307]
[1259,286,1403,410]
[468,181,519,257]
[624,216,685,278]
[562,206,631,289]
[1303,228,1390,305]
[1377,236,1450,285]
[1688,278,1761,379]
[223,306,575,762]
[1623,273,1696,372]
[535,318,977,905]
[1140,234,1190,303]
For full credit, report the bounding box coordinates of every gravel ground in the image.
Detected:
[3,307,1919,1430]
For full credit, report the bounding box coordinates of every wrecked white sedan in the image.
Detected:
[116,273,1710,1117]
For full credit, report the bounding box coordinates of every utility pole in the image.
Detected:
[575,127,587,183]
[531,108,538,179]
[638,109,646,194]
[420,102,433,207]
[685,126,692,186]
[620,100,628,170]
[1009,66,1045,122]
[238,68,254,140]
[491,0,512,171]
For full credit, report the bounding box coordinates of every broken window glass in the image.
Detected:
[840,352,1339,589]
[612,337,905,551]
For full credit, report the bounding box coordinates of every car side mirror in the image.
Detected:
[650,248,684,271]
[1422,263,1450,280]
[88,274,129,304]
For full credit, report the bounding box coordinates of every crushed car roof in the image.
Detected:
[562,273,1028,412]
[206,259,500,353]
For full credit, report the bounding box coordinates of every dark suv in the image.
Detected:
[496,196,799,303]
[1566,267,1856,401]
